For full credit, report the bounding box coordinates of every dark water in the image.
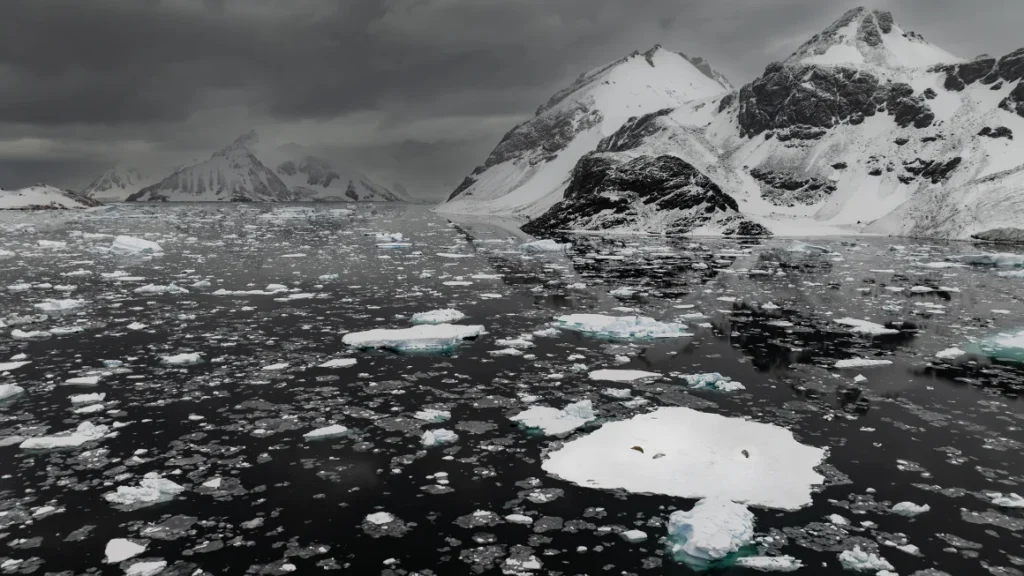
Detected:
[0,203,1022,575]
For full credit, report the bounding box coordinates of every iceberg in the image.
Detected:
[342,324,484,352]
[111,236,163,255]
[891,501,930,516]
[33,298,85,312]
[511,400,595,436]
[19,422,109,450]
[667,498,754,566]
[834,318,899,336]
[304,424,349,440]
[411,309,467,325]
[588,369,660,382]
[0,384,25,401]
[554,314,691,340]
[103,473,185,508]
[541,407,826,510]
[966,329,1024,363]
[837,547,893,572]
[681,373,745,391]
[421,428,459,447]
[520,239,566,253]
[949,253,1024,267]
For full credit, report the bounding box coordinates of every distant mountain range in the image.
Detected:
[80,131,408,203]
[0,185,101,210]
[440,7,1024,240]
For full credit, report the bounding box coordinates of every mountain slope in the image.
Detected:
[127,132,296,202]
[524,7,1024,238]
[265,145,408,202]
[81,166,156,202]
[1,185,102,210]
[437,45,732,219]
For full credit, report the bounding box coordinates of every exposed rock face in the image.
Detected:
[594,109,675,153]
[971,228,1024,243]
[522,154,768,236]
[277,157,340,188]
[750,168,837,207]
[978,126,1014,139]
[934,48,1024,117]
[900,157,963,184]
[734,64,934,138]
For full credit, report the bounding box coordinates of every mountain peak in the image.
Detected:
[216,130,260,157]
[784,7,961,70]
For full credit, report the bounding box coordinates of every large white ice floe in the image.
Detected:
[987,492,1024,508]
[111,235,163,255]
[19,422,109,450]
[342,324,485,352]
[411,309,467,325]
[837,546,894,572]
[834,318,899,336]
[667,498,755,566]
[160,352,203,366]
[588,369,660,382]
[125,561,168,576]
[304,424,349,440]
[318,358,357,369]
[511,400,596,436]
[105,538,147,563]
[734,556,803,572]
[554,314,691,340]
[541,407,826,510]
[0,360,30,372]
[103,473,185,508]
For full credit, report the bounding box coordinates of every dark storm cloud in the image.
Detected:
[1,0,1022,194]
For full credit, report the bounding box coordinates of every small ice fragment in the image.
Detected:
[505,514,534,525]
[202,478,222,489]
[554,314,691,340]
[127,322,147,331]
[262,363,289,371]
[34,298,85,312]
[834,358,893,369]
[125,561,167,576]
[734,556,803,572]
[365,512,395,525]
[64,375,101,386]
[134,284,188,295]
[411,309,466,325]
[304,425,349,440]
[104,538,147,563]
[620,529,648,543]
[413,409,451,423]
[318,358,357,368]
[104,473,185,508]
[891,501,930,516]
[681,373,744,391]
[588,369,659,382]
[160,353,202,366]
[834,318,899,336]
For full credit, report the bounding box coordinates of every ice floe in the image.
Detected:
[734,556,803,572]
[553,314,691,340]
[541,407,825,509]
[105,538,147,563]
[342,324,485,352]
[0,360,30,372]
[33,298,85,312]
[318,358,357,368]
[837,546,893,572]
[111,235,163,255]
[520,239,566,253]
[303,424,349,440]
[0,384,25,401]
[834,318,899,336]
[834,358,893,369]
[588,369,660,382]
[511,400,595,436]
[134,283,188,295]
[667,498,754,566]
[411,309,467,325]
[19,422,109,450]
[421,429,459,446]
[104,473,185,508]
[681,373,745,391]
[160,352,203,366]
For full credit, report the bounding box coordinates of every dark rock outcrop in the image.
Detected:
[901,157,962,184]
[523,154,766,236]
[971,228,1024,243]
[750,168,837,207]
[978,126,1014,139]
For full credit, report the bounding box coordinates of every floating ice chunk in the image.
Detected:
[0,384,25,401]
[318,358,357,368]
[104,473,185,508]
[134,284,187,295]
[505,514,534,525]
[105,538,147,563]
[520,239,566,253]
[413,409,451,423]
[541,407,825,510]
[265,284,288,292]
[262,363,289,371]
[125,561,167,576]
[620,529,648,543]
[160,353,202,366]
[988,492,1024,508]
[436,252,473,259]
[967,329,1024,363]
[421,429,459,446]
[891,501,930,516]
[74,404,105,414]
[304,424,349,440]
[38,240,67,249]
[11,329,50,340]
[20,422,109,450]
[342,324,484,352]
[50,326,83,336]
[375,232,404,242]
[511,400,595,436]
[734,556,803,572]
[411,309,466,325]
[837,547,893,572]
[950,253,1024,267]
[489,348,523,356]
[554,314,691,340]
[997,270,1024,278]
[190,280,211,289]
[0,249,13,258]
[667,498,754,565]
[609,287,638,298]
[588,369,660,382]
[111,236,163,255]
[34,298,85,312]
[834,358,893,369]
[834,318,899,336]
[377,242,412,248]
[681,373,745,391]
[365,512,395,525]
[127,322,147,331]
[0,360,30,372]
[64,375,101,386]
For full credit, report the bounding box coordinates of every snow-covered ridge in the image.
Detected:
[80,166,156,202]
[0,185,101,211]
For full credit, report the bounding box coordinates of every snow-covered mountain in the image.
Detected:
[519,7,1024,239]
[80,166,156,202]
[125,132,406,203]
[0,185,102,210]
[437,45,733,219]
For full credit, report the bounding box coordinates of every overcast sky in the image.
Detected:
[2,0,1021,198]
